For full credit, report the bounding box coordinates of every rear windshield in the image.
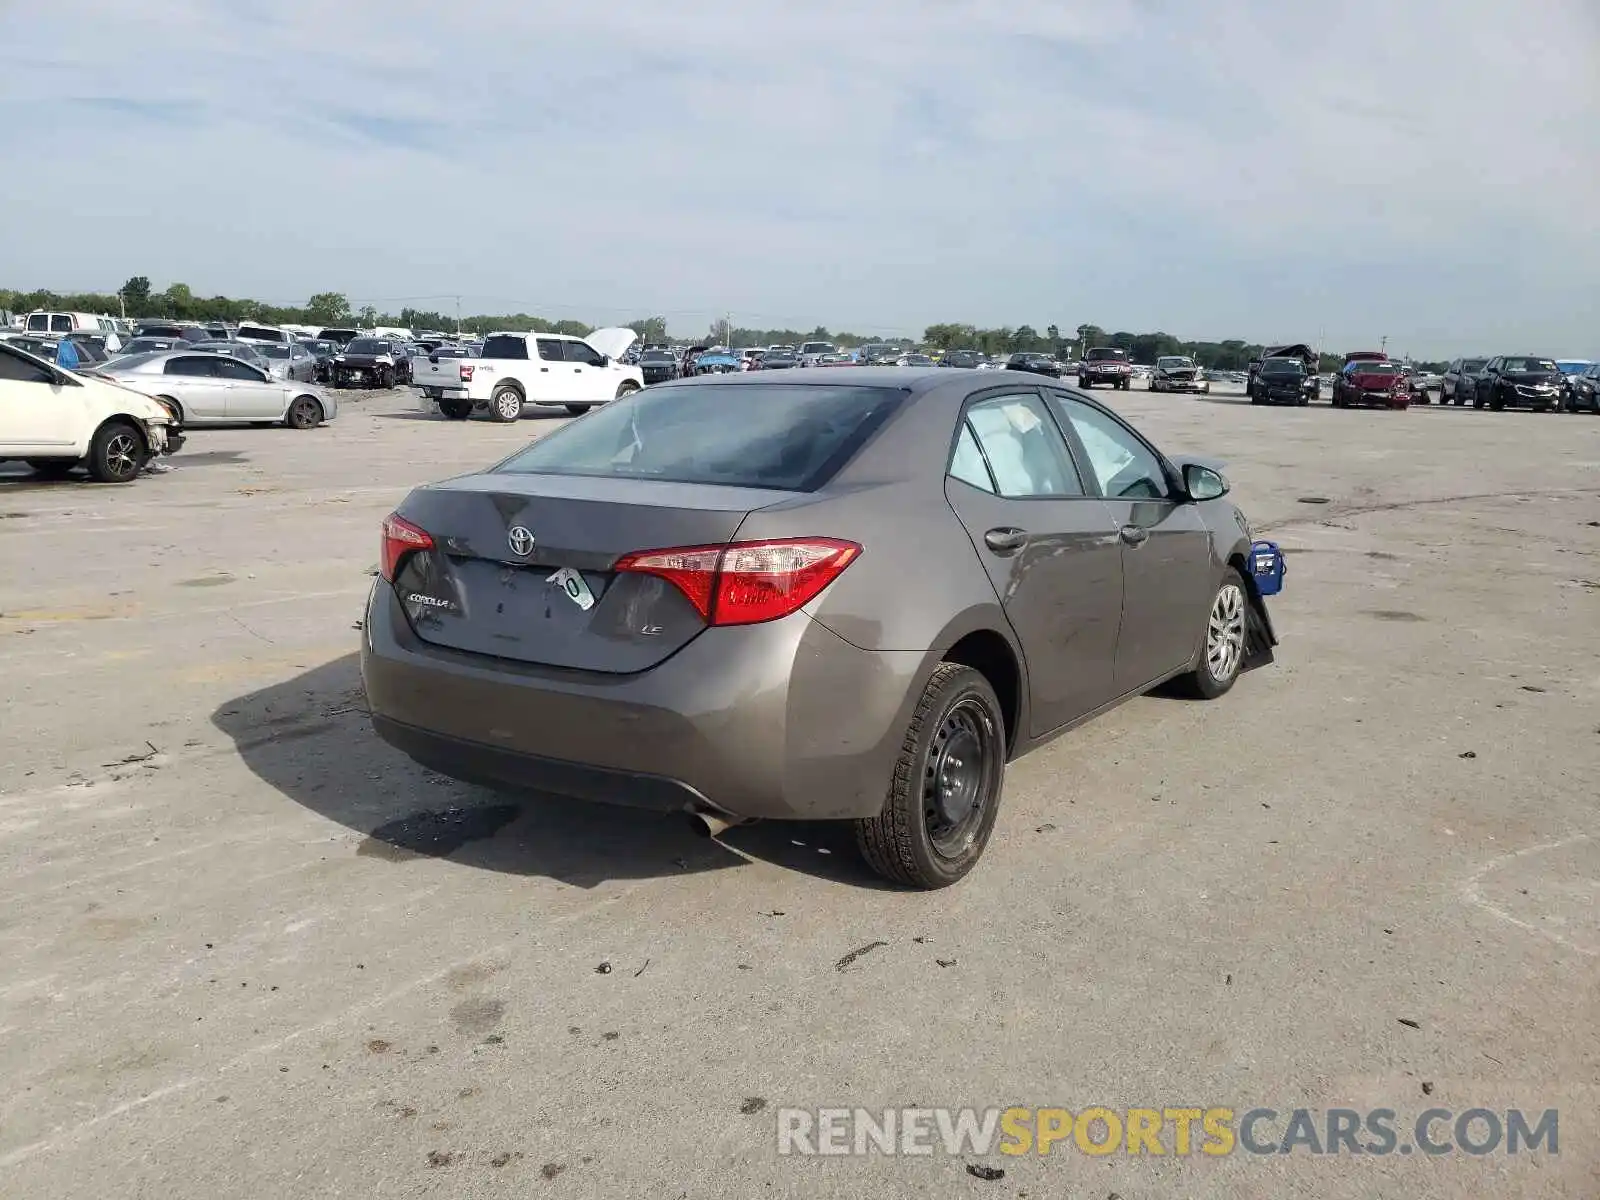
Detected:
[237,325,282,341]
[495,383,905,492]
[481,334,529,359]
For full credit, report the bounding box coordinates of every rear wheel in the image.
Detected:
[439,398,472,420]
[615,382,641,402]
[855,663,1005,890]
[285,396,323,429]
[86,421,145,483]
[1171,569,1249,699]
[489,385,523,422]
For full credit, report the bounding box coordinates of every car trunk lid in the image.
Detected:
[390,474,791,673]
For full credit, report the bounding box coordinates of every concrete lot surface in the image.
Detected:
[2,383,1597,1198]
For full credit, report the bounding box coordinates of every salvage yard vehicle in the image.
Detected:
[1440,357,1488,405]
[331,338,408,389]
[0,341,181,482]
[1564,362,1600,413]
[1249,356,1318,405]
[638,348,680,384]
[1148,355,1209,393]
[1005,352,1064,378]
[1472,356,1565,412]
[1077,346,1133,389]
[361,369,1281,889]
[1332,358,1409,409]
[414,327,642,420]
[100,350,335,430]
[798,340,837,367]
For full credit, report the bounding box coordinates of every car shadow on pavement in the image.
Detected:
[373,411,571,423]
[211,653,894,890]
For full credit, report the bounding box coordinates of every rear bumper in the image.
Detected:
[360,581,926,821]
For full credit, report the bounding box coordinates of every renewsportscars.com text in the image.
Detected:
[776,1106,1559,1158]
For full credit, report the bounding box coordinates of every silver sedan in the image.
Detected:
[97,351,337,430]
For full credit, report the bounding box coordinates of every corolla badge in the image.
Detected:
[507,526,535,557]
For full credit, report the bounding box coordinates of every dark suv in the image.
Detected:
[1473,356,1564,412]
[1077,347,1132,390]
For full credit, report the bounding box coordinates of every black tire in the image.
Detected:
[564,404,593,415]
[285,396,323,429]
[86,421,145,484]
[615,383,641,402]
[1170,567,1250,700]
[378,368,394,389]
[489,385,523,422]
[439,398,472,420]
[855,663,1006,890]
[26,458,78,477]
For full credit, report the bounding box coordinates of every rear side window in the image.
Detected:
[482,334,530,360]
[26,314,49,332]
[52,315,73,333]
[165,356,217,377]
[496,383,905,492]
[535,338,565,362]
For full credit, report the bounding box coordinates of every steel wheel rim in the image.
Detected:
[1207,584,1246,681]
[106,432,140,478]
[923,697,998,858]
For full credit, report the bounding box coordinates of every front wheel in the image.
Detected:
[855,663,1005,890]
[1171,569,1249,699]
[285,396,323,429]
[564,404,594,416]
[86,421,145,483]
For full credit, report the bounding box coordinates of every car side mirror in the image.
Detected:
[1183,463,1229,501]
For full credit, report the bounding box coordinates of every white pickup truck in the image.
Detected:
[413,327,644,421]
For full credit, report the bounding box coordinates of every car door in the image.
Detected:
[530,337,569,403]
[1051,392,1217,694]
[162,355,228,421]
[942,388,1124,736]
[213,357,286,419]
[563,339,615,404]
[0,345,80,450]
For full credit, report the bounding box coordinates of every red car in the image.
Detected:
[1332,358,1409,409]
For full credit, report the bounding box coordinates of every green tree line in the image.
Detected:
[2,280,1441,371]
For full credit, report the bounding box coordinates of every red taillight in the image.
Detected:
[381,513,433,582]
[614,538,861,626]
[460,365,475,382]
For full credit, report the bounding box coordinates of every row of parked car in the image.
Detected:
[1435,356,1597,413]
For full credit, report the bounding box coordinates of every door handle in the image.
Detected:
[984,527,1028,553]
[1119,525,1149,547]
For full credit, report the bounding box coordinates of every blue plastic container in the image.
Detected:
[1250,539,1286,596]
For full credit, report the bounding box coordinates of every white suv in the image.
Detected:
[0,342,181,482]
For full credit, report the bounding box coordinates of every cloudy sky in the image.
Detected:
[1,0,1595,356]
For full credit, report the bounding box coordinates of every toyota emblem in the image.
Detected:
[506,526,535,557]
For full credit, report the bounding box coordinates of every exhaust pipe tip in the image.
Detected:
[686,808,746,840]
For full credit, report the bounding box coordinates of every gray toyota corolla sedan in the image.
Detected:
[362,368,1280,888]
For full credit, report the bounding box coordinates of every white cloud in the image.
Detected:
[0,0,1594,353]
